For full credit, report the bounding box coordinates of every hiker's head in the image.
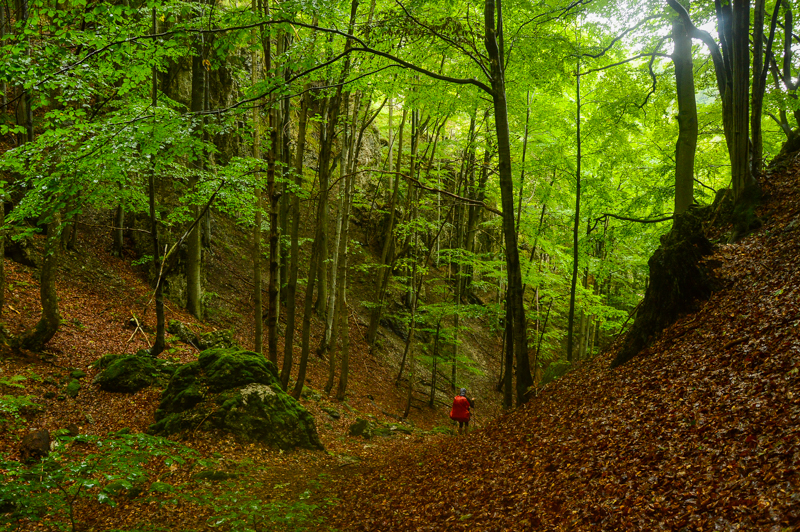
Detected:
[459,388,467,397]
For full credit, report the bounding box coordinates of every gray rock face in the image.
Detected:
[148,348,323,451]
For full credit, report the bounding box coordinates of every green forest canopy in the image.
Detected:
[0,0,792,402]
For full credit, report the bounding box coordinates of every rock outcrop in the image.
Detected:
[148,348,322,450]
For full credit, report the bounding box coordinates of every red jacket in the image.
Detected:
[450,395,471,422]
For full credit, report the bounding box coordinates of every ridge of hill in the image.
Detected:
[327,158,800,530]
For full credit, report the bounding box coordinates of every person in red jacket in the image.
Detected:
[450,388,475,434]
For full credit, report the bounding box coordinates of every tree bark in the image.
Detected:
[149,5,165,357]
[186,40,205,320]
[567,36,582,364]
[671,14,697,215]
[485,0,532,405]
[264,7,280,366]
[251,20,264,355]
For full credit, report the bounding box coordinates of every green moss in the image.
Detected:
[65,379,80,398]
[199,349,279,392]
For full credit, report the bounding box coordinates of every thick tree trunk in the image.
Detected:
[672,15,697,215]
[751,0,766,176]
[730,0,752,201]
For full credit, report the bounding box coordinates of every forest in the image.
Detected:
[0,0,798,530]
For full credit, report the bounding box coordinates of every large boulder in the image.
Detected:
[148,348,323,450]
[92,354,178,393]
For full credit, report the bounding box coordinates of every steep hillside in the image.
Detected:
[327,158,800,530]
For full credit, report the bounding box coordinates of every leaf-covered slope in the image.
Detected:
[329,162,800,531]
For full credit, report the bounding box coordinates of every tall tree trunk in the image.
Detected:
[567,36,581,364]
[293,0,359,398]
[149,5,165,357]
[264,7,280,366]
[730,0,752,200]
[335,160,355,401]
[280,17,318,389]
[186,37,205,320]
[672,14,697,216]
[751,0,766,176]
[251,15,264,355]
[485,0,532,405]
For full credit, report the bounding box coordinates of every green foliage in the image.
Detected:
[0,432,336,531]
[0,394,41,430]
[0,432,196,531]
[191,466,329,532]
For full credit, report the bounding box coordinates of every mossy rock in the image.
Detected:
[92,355,179,393]
[149,349,322,451]
[199,348,279,392]
[65,379,80,398]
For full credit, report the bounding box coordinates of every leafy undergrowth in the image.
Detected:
[326,163,800,530]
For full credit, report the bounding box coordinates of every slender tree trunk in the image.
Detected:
[293,0,359,398]
[485,0,532,405]
[335,165,354,401]
[264,10,280,366]
[567,38,581,364]
[429,320,440,407]
[731,0,754,201]
[251,23,264,355]
[751,0,766,176]
[149,5,165,357]
[186,38,205,320]
[281,17,318,388]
